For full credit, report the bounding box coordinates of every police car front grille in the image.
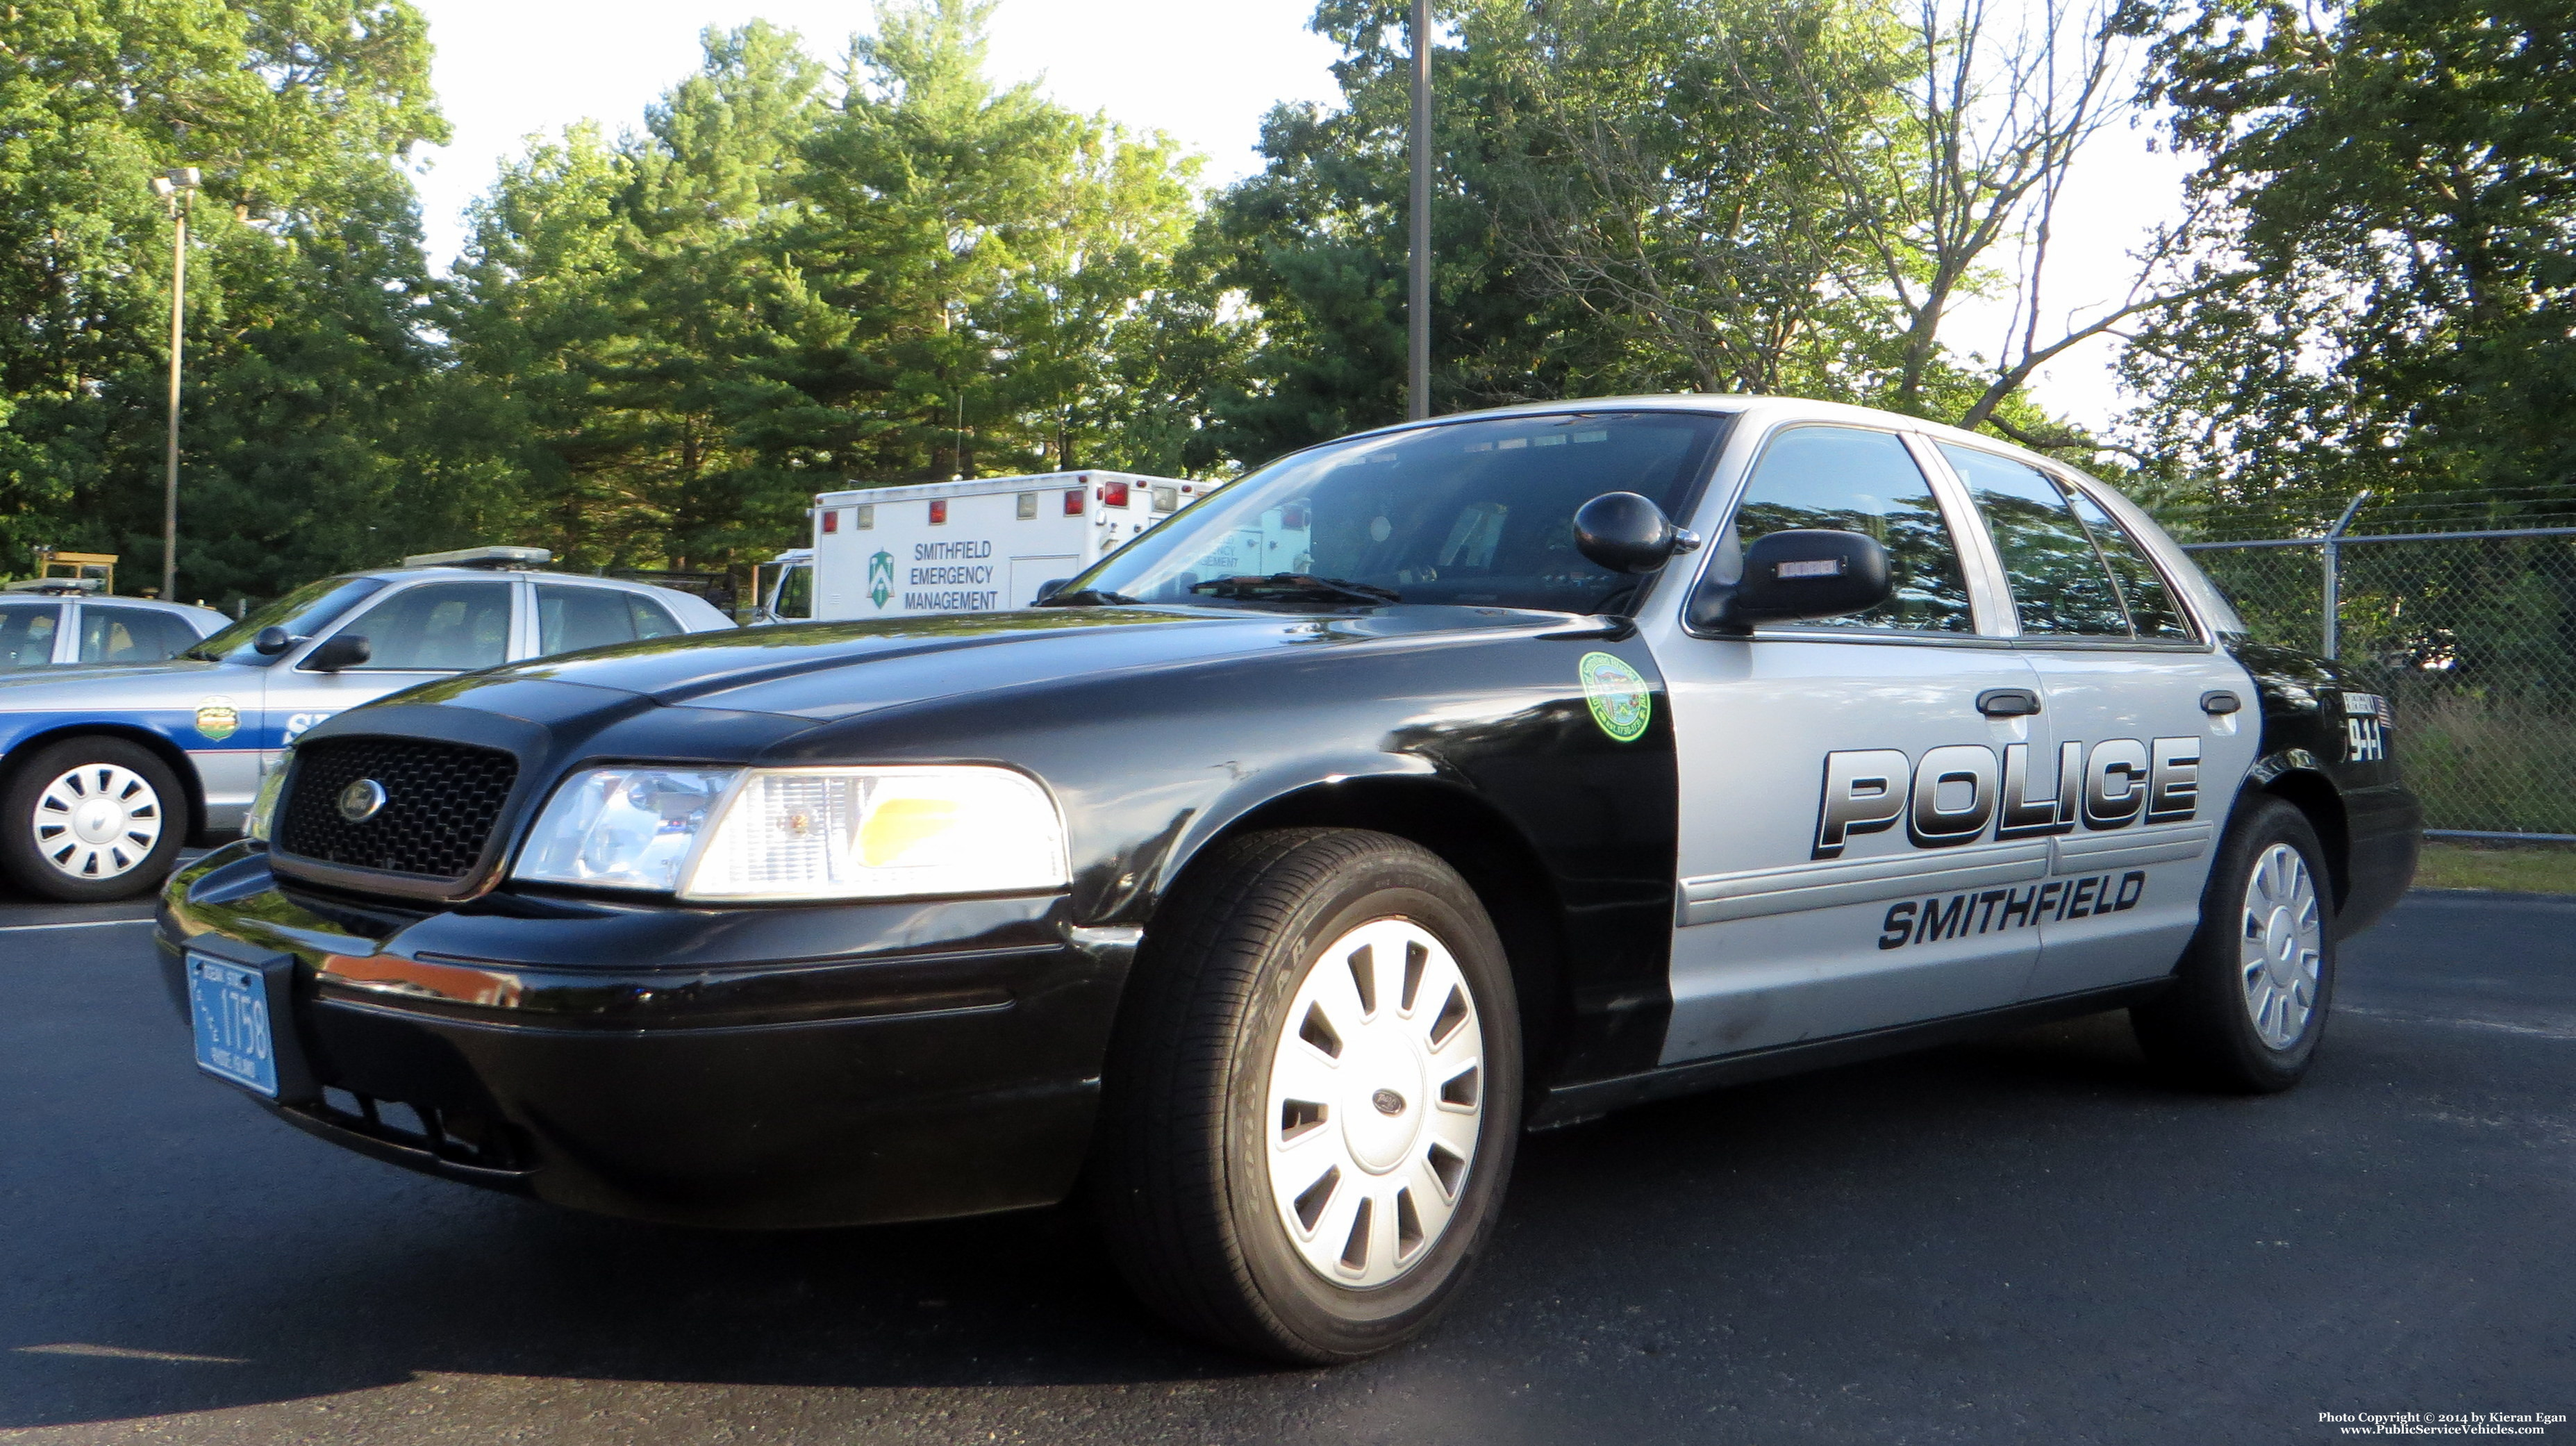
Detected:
[277,738,519,881]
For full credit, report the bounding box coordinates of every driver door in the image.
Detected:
[266,579,521,756]
[1646,422,2053,1063]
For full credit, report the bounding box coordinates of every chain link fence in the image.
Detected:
[2168,491,2576,842]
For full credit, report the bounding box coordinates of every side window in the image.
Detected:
[1729,426,1975,633]
[79,606,200,663]
[537,584,639,655]
[627,594,683,640]
[1940,444,2129,638]
[0,605,60,668]
[338,581,513,671]
[2066,489,2193,640]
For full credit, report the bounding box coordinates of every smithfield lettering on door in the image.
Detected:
[1813,738,2202,860]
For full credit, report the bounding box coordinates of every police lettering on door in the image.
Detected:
[1812,737,2199,954]
[1813,736,2201,858]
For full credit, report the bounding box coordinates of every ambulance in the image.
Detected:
[801,471,1261,620]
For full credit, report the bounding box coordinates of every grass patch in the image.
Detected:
[2413,840,2576,895]
[2399,691,2576,836]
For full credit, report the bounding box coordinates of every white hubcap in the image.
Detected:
[1263,917,1484,1290]
[32,763,164,881]
[2240,842,2323,1049]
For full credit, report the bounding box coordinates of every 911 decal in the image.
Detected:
[1879,870,2147,950]
[2339,692,2388,762]
[1814,738,2200,860]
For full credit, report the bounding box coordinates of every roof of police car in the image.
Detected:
[1329,394,2075,463]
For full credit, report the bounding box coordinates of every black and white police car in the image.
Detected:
[159,398,2418,1363]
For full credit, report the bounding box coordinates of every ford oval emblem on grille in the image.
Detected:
[337,778,388,824]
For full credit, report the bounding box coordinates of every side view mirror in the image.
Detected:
[1691,529,1893,633]
[254,626,294,656]
[1033,578,1072,604]
[306,633,372,672]
[1573,492,1702,575]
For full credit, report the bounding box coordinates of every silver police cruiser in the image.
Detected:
[161,399,2417,1363]
[4,548,733,901]
[1,581,226,670]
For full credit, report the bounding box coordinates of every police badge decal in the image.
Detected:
[1577,651,1652,743]
[193,697,240,742]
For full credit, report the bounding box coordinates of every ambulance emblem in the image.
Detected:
[868,549,895,610]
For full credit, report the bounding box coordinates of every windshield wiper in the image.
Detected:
[1032,587,1138,607]
[1189,574,1402,607]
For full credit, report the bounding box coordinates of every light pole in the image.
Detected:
[1408,0,1432,422]
[150,166,199,601]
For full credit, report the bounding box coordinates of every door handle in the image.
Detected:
[2201,690,2243,715]
[1976,688,2041,717]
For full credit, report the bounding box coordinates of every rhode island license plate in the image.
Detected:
[188,954,279,1097]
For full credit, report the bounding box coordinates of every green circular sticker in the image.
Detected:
[1578,651,1652,743]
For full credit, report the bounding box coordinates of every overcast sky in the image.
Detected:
[406,0,2186,432]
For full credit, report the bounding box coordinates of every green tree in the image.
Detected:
[455,1,1218,578]
[0,0,451,599]
[2122,0,2576,522]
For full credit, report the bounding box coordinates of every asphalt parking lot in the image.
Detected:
[3,885,2568,1445]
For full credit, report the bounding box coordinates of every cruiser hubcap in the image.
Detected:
[1263,917,1484,1289]
[2240,842,2323,1049]
[32,763,164,880]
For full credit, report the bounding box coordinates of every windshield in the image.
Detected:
[1066,410,1733,614]
[186,576,388,664]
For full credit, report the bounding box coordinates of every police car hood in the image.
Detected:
[435,605,1556,724]
[0,657,236,704]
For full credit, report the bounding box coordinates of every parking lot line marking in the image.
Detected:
[0,919,156,934]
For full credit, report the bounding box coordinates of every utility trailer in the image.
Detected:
[800,471,1227,622]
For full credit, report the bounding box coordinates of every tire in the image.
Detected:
[2131,795,2336,1093]
[0,737,189,903]
[1091,829,1523,1364]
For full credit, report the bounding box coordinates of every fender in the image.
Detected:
[1144,747,1447,902]
[2247,747,2329,788]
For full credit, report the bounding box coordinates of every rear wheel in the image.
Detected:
[1091,829,1522,1363]
[2132,795,2334,1092]
[1,738,187,902]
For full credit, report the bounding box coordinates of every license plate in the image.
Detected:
[188,954,279,1097]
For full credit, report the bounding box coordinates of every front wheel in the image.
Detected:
[0,738,189,903]
[1091,829,1522,1363]
[2132,795,2336,1092]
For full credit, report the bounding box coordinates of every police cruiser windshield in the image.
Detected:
[1062,411,1731,615]
[185,576,386,664]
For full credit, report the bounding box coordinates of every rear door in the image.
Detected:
[1930,442,2261,999]
[1649,420,2056,1063]
[531,581,685,658]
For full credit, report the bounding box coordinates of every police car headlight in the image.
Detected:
[679,766,1067,902]
[244,749,292,843]
[513,767,737,892]
[511,765,1068,902]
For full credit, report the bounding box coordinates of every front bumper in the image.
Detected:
[158,843,1138,1229]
